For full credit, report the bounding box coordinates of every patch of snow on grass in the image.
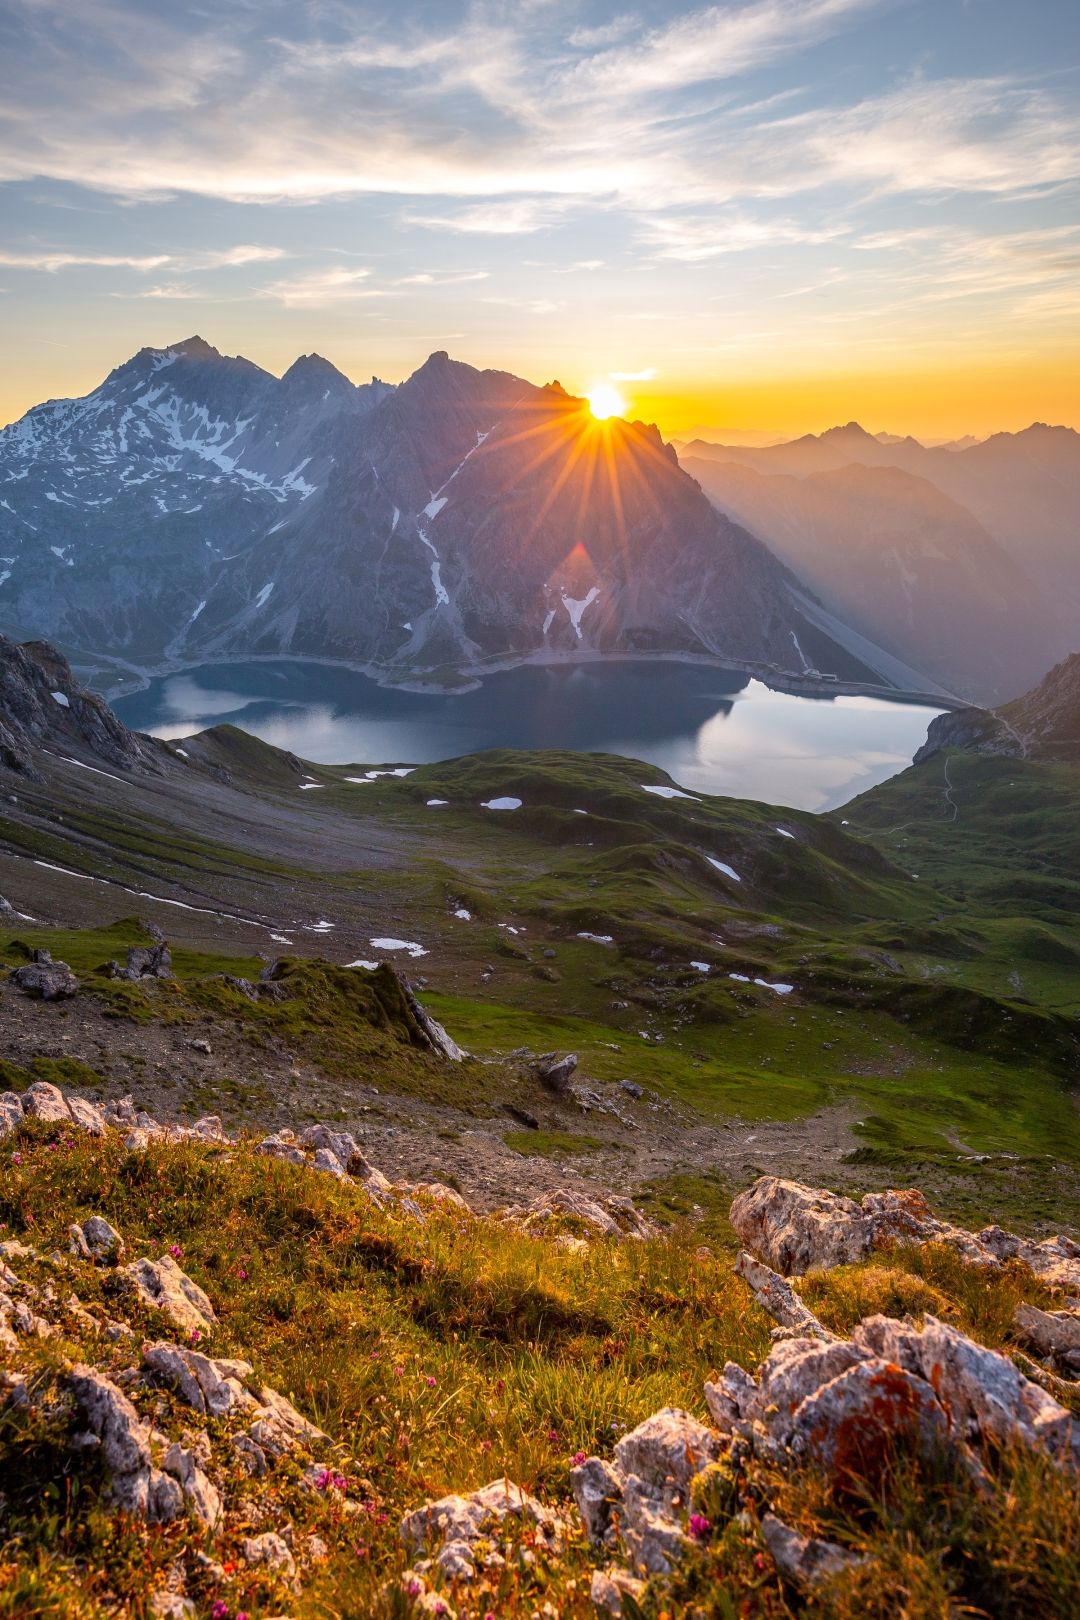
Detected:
[775,827,795,839]
[453,908,471,920]
[306,920,335,932]
[691,961,710,973]
[424,495,448,520]
[369,937,427,957]
[576,931,614,945]
[51,691,70,708]
[706,857,741,882]
[346,960,380,971]
[426,798,448,806]
[482,796,522,810]
[345,768,414,783]
[299,783,325,790]
[642,784,698,801]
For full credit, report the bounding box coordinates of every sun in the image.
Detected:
[586,382,627,420]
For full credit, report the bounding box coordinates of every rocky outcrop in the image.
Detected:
[400,1478,563,1584]
[10,957,79,1000]
[69,1216,125,1262]
[0,634,160,778]
[534,1052,578,1095]
[121,1255,218,1339]
[498,1186,657,1241]
[730,1174,1080,1289]
[68,1365,184,1522]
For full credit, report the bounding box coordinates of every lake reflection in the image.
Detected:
[113,659,942,812]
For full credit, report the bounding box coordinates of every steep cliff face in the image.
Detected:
[0,635,160,778]
[914,652,1080,762]
[0,339,884,685]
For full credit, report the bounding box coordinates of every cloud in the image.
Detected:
[394,270,491,285]
[127,281,201,299]
[0,249,170,271]
[403,200,568,235]
[257,266,388,308]
[193,245,286,267]
[640,213,847,262]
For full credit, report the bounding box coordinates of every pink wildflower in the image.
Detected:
[571,1450,587,1466]
[210,1603,229,1620]
[425,1375,437,1388]
[169,1243,183,1259]
[189,1328,202,1345]
[689,1513,711,1542]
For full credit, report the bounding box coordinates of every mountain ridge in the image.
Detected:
[0,337,889,691]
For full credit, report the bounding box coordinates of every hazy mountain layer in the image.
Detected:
[680,419,1080,632]
[683,455,1056,703]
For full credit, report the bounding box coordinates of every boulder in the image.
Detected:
[570,1455,623,1545]
[65,1095,108,1135]
[0,1092,24,1136]
[730,1177,871,1275]
[20,1081,72,1123]
[142,1341,256,1418]
[299,1124,366,1172]
[534,1052,578,1094]
[501,1186,657,1240]
[256,1133,307,1166]
[732,1175,1080,1290]
[1015,1302,1080,1368]
[400,1478,559,1582]
[762,1513,863,1588]
[68,1365,183,1522]
[242,1530,296,1578]
[69,1216,126,1262]
[119,943,173,980]
[10,960,79,1000]
[591,1567,647,1616]
[162,1439,221,1526]
[121,1255,217,1338]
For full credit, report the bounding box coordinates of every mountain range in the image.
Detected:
[0,338,882,691]
[680,421,1080,702]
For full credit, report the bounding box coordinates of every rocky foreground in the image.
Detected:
[2,1085,1080,1618]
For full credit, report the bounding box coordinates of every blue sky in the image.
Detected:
[1,0,1078,435]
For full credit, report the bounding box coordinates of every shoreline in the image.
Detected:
[81,644,963,714]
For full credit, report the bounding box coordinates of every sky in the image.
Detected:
[1,0,1079,440]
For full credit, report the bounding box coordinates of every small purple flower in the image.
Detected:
[169,1243,183,1259]
[688,1512,712,1542]
[405,1577,422,1598]
[425,1375,437,1388]
[189,1328,202,1345]
[571,1450,587,1467]
[210,1603,229,1620]
[11,1153,21,1166]
[235,1265,248,1280]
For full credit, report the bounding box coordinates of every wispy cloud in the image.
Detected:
[257,266,388,308]
[0,249,170,271]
